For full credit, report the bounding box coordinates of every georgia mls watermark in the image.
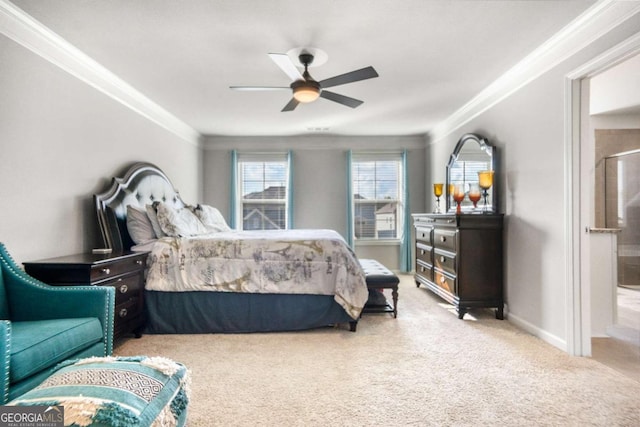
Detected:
[0,406,64,427]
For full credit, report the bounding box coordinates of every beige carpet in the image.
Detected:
[115,275,640,426]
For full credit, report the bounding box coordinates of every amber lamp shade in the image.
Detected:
[433,183,444,213]
[477,170,494,212]
[478,170,494,190]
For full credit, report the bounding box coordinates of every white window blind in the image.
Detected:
[351,152,403,240]
[235,152,289,231]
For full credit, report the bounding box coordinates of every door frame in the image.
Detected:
[565,33,640,356]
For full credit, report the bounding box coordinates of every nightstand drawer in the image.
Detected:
[116,298,141,321]
[104,271,143,306]
[91,255,145,283]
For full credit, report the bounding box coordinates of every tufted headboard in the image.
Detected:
[94,162,185,251]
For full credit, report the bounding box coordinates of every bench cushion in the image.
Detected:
[10,318,103,383]
[9,356,190,427]
[359,259,400,285]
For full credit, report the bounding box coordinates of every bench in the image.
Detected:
[359,259,399,318]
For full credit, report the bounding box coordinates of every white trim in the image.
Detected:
[508,313,567,352]
[430,0,640,144]
[564,31,640,357]
[0,0,201,146]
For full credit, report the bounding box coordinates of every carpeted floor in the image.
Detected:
[115,275,640,426]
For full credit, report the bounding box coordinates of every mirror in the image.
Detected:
[446,133,497,213]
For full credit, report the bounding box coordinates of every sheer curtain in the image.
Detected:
[286,150,294,229]
[230,149,238,229]
[400,149,412,272]
[346,150,354,248]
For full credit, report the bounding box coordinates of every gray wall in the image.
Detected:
[202,135,427,270]
[426,15,640,347]
[0,35,202,263]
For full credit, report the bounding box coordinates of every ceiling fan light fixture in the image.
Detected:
[291,80,321,103]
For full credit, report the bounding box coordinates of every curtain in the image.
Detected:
[286,150,294,229]
[230,149,238,229]
[346,150,354,248]
[400,149,412,272]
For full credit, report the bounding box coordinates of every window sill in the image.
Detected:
[354,239,401,247]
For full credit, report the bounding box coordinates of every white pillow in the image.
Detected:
[192,204,231,232]
[156,202,208,237]
[126,205,156,244]
[145,203,166,238]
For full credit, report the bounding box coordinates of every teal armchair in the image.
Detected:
[0,243,115,403]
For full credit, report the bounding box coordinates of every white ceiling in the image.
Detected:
[12,0,598,137]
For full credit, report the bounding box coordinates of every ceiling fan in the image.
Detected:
[230,52,379,112]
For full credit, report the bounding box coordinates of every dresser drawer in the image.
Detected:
[90,255,146,283]
[434,229,457,253]
[434,269,456,295]
[415,259,432,281]
[434,249,456,276]
[416,242,432,264]
[415,227,432,243]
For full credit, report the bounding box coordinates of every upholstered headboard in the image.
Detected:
[94,162,185,251]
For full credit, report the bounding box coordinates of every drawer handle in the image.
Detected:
[420,250,425,255]
[101,268,111,275]
[440,276,446,284]
[135,260,143,265]
[440,256,446,263]
[421,233,426,238]
[440,236,446,243]
[447,219,454,223]
[119,284,128,294]
[119,308,128,318]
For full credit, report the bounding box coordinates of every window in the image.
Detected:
[351,153,404,240]
[234,152,291,230]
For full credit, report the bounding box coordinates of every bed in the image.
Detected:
[94,162,367,333]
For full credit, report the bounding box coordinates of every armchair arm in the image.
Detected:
[0,321,10,404]
[2,265,115,357]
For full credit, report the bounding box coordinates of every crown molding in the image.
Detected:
[429,0,640,145]
[0,0,201,147]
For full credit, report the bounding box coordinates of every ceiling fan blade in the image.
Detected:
[281,98,300,112]
[230,86,289,91]
[320,91,364,108]
[269,53,304,82]
[319,66,379,89]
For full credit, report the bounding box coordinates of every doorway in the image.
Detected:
[572,47,640,377]
[567,33,640,359]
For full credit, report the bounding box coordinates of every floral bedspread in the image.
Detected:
[137,229,368,319]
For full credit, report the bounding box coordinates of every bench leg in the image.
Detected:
[391,286,398,318]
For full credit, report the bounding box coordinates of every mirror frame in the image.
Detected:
[445,133,498,213]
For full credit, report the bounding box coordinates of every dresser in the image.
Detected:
[413,213,504,319]
[23,251,148,340]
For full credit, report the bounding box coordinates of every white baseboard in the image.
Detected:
[508,312,568,353]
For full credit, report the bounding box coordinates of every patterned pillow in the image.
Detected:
[156,202,208,237]
[126,205,156,244]
[8,356,190,427]
[146,203,166,238]
[191,204,232,232]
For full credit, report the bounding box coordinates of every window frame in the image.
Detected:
[234,152,291,231]
[350,152,405,244]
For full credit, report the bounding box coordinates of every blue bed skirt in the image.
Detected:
[143,290,357,334]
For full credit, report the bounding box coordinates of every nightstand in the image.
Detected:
[23,251,148,341]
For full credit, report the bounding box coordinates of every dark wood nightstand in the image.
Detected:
[23,251,148,341]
